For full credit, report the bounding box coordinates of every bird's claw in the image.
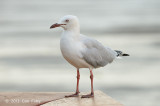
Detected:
[65,92,79,98]
[81,93,94,98]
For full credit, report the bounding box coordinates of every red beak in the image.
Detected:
[50,23,66,29]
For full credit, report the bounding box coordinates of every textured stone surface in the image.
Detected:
[0,91,123,106]
[0,92,69,106]
[41,91,123,106]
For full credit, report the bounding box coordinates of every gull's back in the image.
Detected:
[80,34,117,68]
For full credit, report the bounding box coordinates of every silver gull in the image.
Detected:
[50,15,129,98]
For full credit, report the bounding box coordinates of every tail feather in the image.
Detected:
[115,50,129,57]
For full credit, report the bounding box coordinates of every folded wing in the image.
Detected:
[81,36,116,68]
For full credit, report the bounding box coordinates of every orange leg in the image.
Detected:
[81,69,94,98]
[65,69,80,97]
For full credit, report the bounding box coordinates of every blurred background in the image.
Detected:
[0,0,160,106]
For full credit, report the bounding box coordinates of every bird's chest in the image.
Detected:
[60,37,82,65]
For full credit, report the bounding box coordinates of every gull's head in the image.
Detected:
[50,15,79,31]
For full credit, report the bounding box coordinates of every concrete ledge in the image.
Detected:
[0,90,123,106]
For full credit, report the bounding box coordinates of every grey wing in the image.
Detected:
[81,38,116,68]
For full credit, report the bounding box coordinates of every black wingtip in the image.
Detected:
[122,54,130,56]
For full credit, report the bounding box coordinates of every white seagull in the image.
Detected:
[50,15,129,98]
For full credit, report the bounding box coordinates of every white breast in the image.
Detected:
[60,32,92,69]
